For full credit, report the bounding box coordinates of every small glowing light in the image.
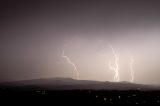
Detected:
[118,96,121,99]
[96,95,98,98]
[104,98,107,101]
[132,94,136,96]
[135,102,138,104]
[110,98,112,101]
[157,100,160,103]
[35,90,41,93]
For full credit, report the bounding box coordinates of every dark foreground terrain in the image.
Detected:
[0,78,160,105]
[0,89,160,105]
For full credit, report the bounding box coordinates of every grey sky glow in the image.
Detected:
[1,0,160,84]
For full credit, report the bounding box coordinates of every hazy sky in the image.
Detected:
[1,0,160,84]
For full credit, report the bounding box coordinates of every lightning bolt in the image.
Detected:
[130,56,134,83]
[108,44,120,82]
[61,50,79,80]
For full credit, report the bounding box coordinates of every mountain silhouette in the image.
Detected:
[0,77,159,90]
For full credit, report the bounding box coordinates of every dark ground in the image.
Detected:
[0,87,160,105]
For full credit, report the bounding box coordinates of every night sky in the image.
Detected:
[1,0,160,84]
